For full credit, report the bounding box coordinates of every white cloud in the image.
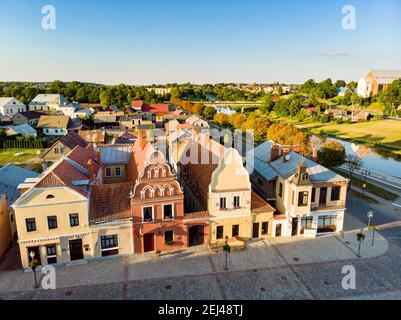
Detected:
[319,51,350,57]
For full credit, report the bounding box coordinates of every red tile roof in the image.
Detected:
[131,100,144,108]
[142,103,170,113]
[90,183,133,222]
[251,192,275,213]
[59,131,88,150]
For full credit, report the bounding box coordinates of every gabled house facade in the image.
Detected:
[0,97,26,121]
[247,141,349,238]
[37,115,71,136]
[12,111,42,126]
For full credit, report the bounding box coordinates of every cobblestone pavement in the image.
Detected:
[1,191,401,300]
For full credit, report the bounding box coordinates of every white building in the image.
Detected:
[29,94,69,112]
[0,97,26,121]
[247,142,349,238]
[357,70,401,98]
[37,115,71,136]
[185,115,210,129]
[60,102,93,119]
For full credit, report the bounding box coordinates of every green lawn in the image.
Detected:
[0,149,42,168]
[298,119,401,153]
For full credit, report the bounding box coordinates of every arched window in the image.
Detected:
[46,194,55,199]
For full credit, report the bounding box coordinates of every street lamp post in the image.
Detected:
[362,169,370,196]
[223,236,230,271]
[29,251,40,289]
[367,209,374,229]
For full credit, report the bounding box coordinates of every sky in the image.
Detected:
[0,0,400,85]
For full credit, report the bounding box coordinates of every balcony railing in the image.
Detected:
[311,200,345,211]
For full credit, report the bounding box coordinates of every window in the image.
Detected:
[46,245,57,264]
[143,207,153,222]
[331,186,341,201]
[26,218,36,232]
[278,183,283,197]
[55,129,58,134]
[163,204,173,220]
[164,230,173,243]
[101,235,119,257]
[54,148,59,154]
[298,191,309,207]
[300,217,313,234]
[232,225,239,237]
[60,147,65,154]
[233,196,240,208]
[311,188,316,202]
[69,213,79,227]
[317,215,337,233]
[219,197,227,210]
[105,167,112,177]
[261,222,269,235]
[47,216,58,230]
[115,167,122,177]
[216,226,224,239]
[46,194,55,199]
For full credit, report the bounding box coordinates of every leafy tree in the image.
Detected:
[266,123,310,154]
[229,113,246,129]
[241,114,271,141]
[213,113,230,127]
[203,106,217,120]
[335,80,347,88]
[317,141,346,168]
[345,154,363,188]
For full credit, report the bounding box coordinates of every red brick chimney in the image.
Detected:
[87,159,95,180]
[312,148,318,162]
[282,145,291,162]
[270,144,279,162]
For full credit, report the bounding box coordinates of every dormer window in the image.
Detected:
[46,194,55,199]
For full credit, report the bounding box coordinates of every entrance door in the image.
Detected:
[253,223,259,238]
[319,187,327,205]
[291,218,299,236]
[143,233,155,252]
[189,225,204,247]
[69,239,84,261]
[275,224,282,237]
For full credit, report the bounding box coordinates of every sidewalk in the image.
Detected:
[0,230,389,295]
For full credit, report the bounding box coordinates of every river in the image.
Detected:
[327,137,401,179]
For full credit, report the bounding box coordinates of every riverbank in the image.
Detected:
[268,116,401,159]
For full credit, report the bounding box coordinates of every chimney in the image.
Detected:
[96,148,101,164]
[282,145,291,162]
[87,159,95,180]
[312,148,318,162]
[293,145,301,154]
[270,144,279,162]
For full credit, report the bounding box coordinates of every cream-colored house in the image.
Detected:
[0,195,11,258]
[0,97,26,121]
[248,142,349,238]
[13,145,133,269]
[28,94,69,112]
[175,132,275,246]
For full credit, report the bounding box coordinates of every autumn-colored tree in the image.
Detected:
[229,113,246,129]
[242,114,271,141]
[203,106,217,120]
[317,141,346,168]
[213,113,230,127]
[266,123,310,154]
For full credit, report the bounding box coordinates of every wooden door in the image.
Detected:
[143,233,155,252]
[69,239,84,261]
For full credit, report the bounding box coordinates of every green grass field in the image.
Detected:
[298,119,401,153]
[0,149,42,169]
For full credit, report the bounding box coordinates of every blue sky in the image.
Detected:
[0,0,400,84]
